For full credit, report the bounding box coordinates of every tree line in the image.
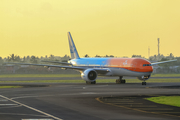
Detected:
[0,53,179,66]
[0,54,70,64]
[0,53,180,74]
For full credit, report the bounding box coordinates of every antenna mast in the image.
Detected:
[158,38,160,56]
[148,46,150,58]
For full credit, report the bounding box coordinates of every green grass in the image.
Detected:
[0,80,84,83]
[97,79,180,83]
[151,74,180,77]
[0,86,22,89]
[0,74,79,78]
[145,96,180,107]
[0,78,180,83]
[0,74,180,78]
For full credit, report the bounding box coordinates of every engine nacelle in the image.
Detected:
[81,69,97,82]
[137,75,151,81]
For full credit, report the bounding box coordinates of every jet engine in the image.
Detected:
[81,69,97,82]
[137,75,151,81]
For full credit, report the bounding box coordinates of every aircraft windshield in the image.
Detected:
[143,64,152,67]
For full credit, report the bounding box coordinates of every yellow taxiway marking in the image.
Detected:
[104,100,134,102]
[138,108,173,110]
[109,103,143,105]
[156,112,180,113]
[124,105,157,108]
[96,97,180,118]
[105,99,130,100]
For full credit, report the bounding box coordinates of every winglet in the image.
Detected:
[67,32,80,59]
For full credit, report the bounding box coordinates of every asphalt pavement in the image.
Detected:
[0,80,179,120]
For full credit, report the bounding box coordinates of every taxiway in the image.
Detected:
[0,81,179,120]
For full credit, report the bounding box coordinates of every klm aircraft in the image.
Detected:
[8,32,177,85]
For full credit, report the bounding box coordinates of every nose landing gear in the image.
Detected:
[142,81,146,85]
[116,76,126,84]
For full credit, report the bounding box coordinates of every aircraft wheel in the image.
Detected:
[121,80,126,83]
[91,81,96,84]
[142,82,146,85]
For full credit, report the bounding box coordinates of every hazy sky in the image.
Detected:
[1,0,180,58]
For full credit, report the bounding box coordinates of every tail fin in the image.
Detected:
[67,32,80,59]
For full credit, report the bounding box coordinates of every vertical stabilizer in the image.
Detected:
[67,32,80,59]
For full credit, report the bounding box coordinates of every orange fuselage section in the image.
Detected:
[109,58,153,72]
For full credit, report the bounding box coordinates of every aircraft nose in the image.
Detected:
[150,66,153,72]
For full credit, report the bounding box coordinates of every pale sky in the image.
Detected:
[0,0,180,58]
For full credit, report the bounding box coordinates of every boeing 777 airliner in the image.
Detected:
[8,32,177,85]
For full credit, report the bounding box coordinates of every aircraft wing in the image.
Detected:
[41,60,72,65]
[151,59,177,65]
[6,62,85,71]
[5,62,110,74]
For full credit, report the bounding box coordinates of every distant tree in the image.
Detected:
[109,55,114,57]
[27,56,30,59]
[95,55,101,57]
[23,56,26,62]
[0,57,3,63]
[26,56,30,62]
[7,54,21,62]
[14,55,21,62]
[4,57,7,62]
[49,54,54,60]
[132,55,141,58]
[84,54,89,57]
[30,55,37,63]
[61,55,70,62]
[149,57,153,61]
[169,53,174,58]
[9,54,15,61]
[6,56,11,62]
[161,57,168,61]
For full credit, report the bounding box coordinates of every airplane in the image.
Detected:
[7,32,177,85]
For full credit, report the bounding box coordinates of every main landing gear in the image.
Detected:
[142,81,146,85]
[116,76,126,84]
[86,81,96,84]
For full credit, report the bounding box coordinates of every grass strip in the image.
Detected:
[0,74,79,78]
[1,74,180,78]
[151,74,180,77]
[0,79,180,83]
[145,96,180,107]
[0,86,23,89]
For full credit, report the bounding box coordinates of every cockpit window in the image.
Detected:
[143,64,152,67]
